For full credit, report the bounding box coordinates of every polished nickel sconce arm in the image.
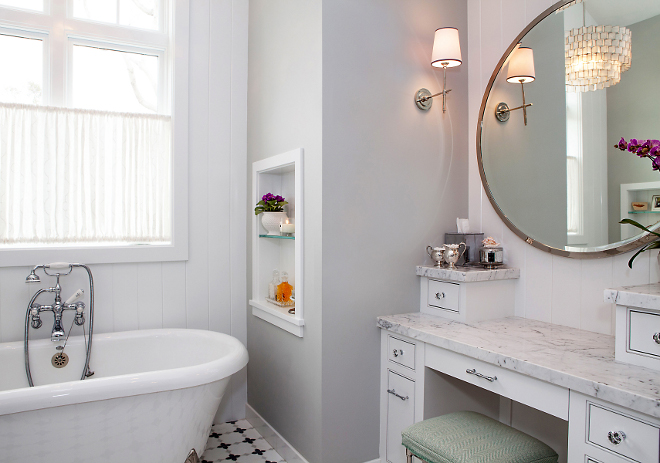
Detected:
[415,64,452,112]
[495,80,533,125]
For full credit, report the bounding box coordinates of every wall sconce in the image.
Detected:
[495,46,535,126]
[415,27,462,113]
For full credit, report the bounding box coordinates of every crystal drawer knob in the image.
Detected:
[392,349,403,357]
[653,332,660,344]
[607,431,626,445]
[435,292,445,300]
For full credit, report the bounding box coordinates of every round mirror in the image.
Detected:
[478,0,660,258]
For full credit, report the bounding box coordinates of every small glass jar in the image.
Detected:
[268,270,280,299]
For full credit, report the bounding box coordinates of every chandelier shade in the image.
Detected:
[565,25,632,92]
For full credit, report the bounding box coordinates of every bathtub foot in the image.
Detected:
[185,449,200,463]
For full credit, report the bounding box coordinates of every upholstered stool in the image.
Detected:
[401,411,559,463]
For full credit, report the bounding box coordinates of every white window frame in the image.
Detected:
[0,0,188,266]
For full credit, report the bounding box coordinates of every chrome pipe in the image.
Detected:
[24,288,50,387]
[73,263,95,379]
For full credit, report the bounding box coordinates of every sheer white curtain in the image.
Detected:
[0,103,171,245]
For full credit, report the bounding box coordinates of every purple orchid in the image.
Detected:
[653,156,660,171]
[616,137,660,171]
[255,192,288,215]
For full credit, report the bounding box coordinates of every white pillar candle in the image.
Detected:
[280,223,295,234]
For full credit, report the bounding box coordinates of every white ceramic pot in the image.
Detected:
[261,212,288,235]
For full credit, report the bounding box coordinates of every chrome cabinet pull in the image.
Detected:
[607,431,626,445]
[392,349,404,358]
[466,368,497,382]
[653,332,660,344]
[387,388,409,401]
[435,292,446,300]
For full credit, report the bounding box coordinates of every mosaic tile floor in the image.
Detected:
[201,419,287,463]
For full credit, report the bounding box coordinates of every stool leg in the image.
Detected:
[406,448,413,463]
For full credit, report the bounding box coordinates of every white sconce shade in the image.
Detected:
[506,47,536,83]
[431,27,462,68]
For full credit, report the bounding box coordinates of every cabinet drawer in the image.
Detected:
[426,345,569,420]
[386,370,415,463]
[388,336,415,370]
[587,402,659,463]
[427,279,459,312]
[629,310,660,359]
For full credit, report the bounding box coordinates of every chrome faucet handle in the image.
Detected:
[74,302,86,326]
[30,307,43,329]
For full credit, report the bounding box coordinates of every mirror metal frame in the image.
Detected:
[476,0,657,259]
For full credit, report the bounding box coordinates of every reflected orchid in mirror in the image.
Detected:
[615,138,660,169]
[616,138,660,268]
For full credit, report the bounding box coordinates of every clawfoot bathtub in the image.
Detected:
[0,329,248,463]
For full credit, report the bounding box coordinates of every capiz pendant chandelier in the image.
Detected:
[565,0,631,92]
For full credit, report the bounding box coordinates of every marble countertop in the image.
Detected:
[604,283,660,312]
[416,265,520,282]
[377,313,660,419]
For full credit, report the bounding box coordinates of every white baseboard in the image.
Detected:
[246,404,382,463]
[245,403,310,463]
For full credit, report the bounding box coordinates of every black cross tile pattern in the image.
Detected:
[201,419,287,463]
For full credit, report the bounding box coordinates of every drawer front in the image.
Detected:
[426,345,569,420]
[388,336,415,370]
[587,403,660,463]
[629,310,660,359]
[386,370,415,463]
[427,279,460,312]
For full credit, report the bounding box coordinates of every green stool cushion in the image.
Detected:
[402,411,559,463]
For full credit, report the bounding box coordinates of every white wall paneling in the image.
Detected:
[0,0,248,422]
[467,0,657,335]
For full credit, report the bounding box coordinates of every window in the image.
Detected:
[0,0,188,264]
[566,91,584,239]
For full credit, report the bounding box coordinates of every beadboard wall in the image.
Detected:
[467,0,657,336]
[0,0,248,421]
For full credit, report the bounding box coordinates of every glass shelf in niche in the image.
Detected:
[628,211,660,214]
[259,234,295,240]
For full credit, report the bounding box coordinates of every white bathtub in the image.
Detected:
[0,329,248,463]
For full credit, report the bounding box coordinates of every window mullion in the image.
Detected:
[49,0,66,106]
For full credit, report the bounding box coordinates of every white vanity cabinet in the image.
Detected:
[417,265,520,323]
[568,391,660,463]
[605,284,660,371]
[380,330,425,463]
[378,313,660,463]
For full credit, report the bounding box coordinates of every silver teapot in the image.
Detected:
[443,242,466,270]
[426,245,446,268]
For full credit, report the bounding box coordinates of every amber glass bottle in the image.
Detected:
[276,271,293,303]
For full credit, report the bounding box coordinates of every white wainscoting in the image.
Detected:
[0,0,248,422]
[467,0,657,336]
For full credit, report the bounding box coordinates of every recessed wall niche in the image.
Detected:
[249,148,304,337]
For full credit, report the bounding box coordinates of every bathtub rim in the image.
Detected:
[0,328,248,416]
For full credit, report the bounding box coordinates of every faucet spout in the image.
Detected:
[51,307,65,342]
[51,328,65,342]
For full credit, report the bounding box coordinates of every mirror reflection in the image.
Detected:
[480,0,660,253]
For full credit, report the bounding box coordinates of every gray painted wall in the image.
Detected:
[321,1,469,461]
[480,11,567,249]
[246,1,323,460]
[607,14,660,242]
